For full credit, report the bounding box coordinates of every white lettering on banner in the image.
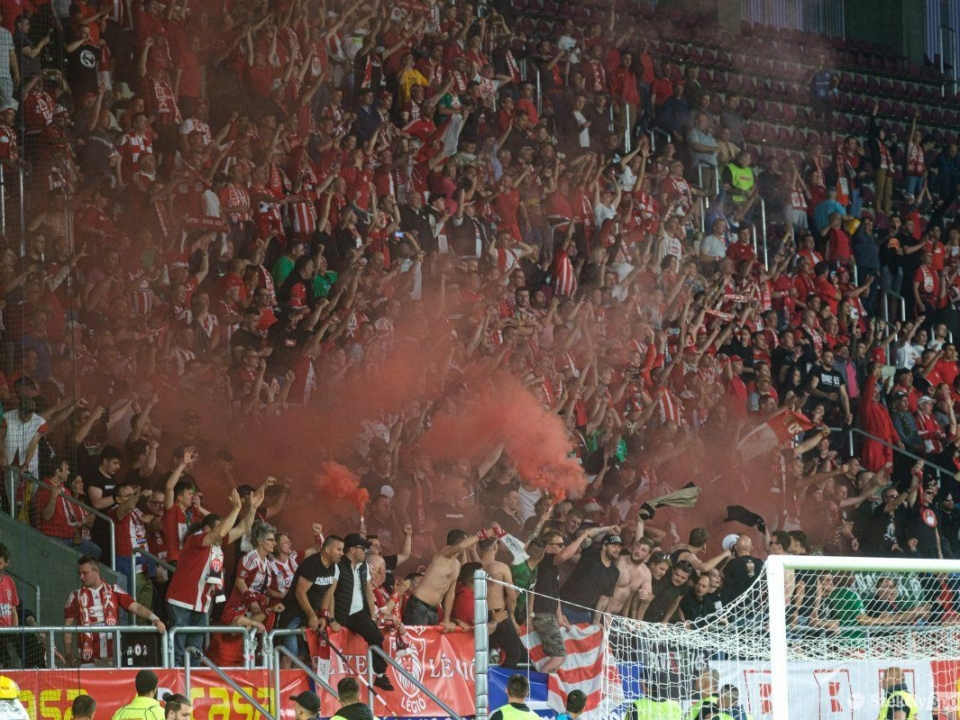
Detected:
[714,660,932,719]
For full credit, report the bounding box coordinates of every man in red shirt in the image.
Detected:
[33,457,102,557]
[0,542,18,665]
[726,224,757,268]
[161,446,204,565]
[64,555,164,667]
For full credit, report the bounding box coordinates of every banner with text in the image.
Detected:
[306,625,476,717]
[4,669,309,720]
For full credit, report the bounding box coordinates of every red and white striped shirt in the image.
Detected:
[64,583,135,662]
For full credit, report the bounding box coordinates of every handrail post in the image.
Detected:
[47,631,55,669]
[185,644,192,698]
[535,70,542,117]
[474,569,490,720]
[366,648,375,716]
[4,467,15,517]
[760,198,769,270]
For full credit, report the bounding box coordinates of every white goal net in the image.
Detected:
[600,556,960,720]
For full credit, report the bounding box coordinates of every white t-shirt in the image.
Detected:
[3,410,47,475]
[895,343,923,370]
[699,234,727,260]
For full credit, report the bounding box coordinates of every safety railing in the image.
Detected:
[941,25,958,98]
[696,162,720,198]
[186,647,276,720]
[130,549,176,604]
[367,645,465,720]
[8,569,41,624]
[847,427,956,485]
[649,126,670,154]
[272,643,339,699]
[474,568,490,720]
[881,288,907,325]
[759,198,769,270]
[8,470,117,572]
[0,624,166,669]
[168,625,256,669]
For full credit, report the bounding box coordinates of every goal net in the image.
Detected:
[600,556,960,720]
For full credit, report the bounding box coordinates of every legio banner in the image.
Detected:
[4,669,310,720]
[306,626,476,717]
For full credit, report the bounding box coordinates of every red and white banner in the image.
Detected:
[4,669,309,720]
[736,410,814,461]
[519,623,620,718]
[307,626,476,717]
[714,660,940,719]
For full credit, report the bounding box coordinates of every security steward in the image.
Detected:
[490,674,540,720]
[878,667,918,720]
[110,670,164,720]
[0,677,28,720]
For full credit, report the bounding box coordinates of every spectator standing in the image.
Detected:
[165,487,259,665]
[63,556,164,667]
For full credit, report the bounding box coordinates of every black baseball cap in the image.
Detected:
[602,533,623,546]
[289,691,321,714]
[343,533,371,550]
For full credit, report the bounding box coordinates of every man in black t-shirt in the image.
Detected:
[83,445,123,565]
[278,535,344,664]
[531,526,615,673]
[805,349,852,425]
[558,531,622,624]
[722,534,765,604]
[642,560,693,623]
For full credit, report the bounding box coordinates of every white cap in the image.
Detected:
[918,395,935,405]
[0,100,17,114]
[722,533,740,551]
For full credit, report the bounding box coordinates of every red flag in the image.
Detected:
[736,411,814,461]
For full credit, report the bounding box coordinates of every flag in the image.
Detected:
[519,623,622,719]
[736,410,814,461]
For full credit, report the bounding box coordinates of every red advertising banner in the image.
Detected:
[307,626,476,717]
[3,669,310,720]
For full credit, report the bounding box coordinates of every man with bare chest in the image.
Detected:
[606,538,656,618]
[402,526,500,627]
[479,537,525,667]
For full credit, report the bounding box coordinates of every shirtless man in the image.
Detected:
[402,526,501,628]
[478,537,525,668]
[606,537,656,618]
[670,528,732,575]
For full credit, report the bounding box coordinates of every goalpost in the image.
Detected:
[596,555,960,720]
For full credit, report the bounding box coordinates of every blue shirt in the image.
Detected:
[813,199,845,231]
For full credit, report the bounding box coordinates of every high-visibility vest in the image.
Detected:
[625,696,683,720]
[727,163,754,203]
[877,690,918,720]
[493,703,540,720]
[684,695,719,720]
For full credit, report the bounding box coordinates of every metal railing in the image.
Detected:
[7,569,41,624]
[0,624,165,669]
[8,470,117,572]
[168,625,256,670]
[848,427,956,484]
[186,647,276,720]
[130,548,176,604]
[367,645,465,720]
[474,568,490,720]
[272,644,339,699]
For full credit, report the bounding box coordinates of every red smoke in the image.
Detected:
[316,462,370,513]
[422,371,586,500]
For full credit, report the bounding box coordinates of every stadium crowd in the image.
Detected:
[0,0,957,680]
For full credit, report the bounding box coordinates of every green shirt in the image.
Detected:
[626,697,683,720]
[272,255,296,286]
[110,696,165,720]
[312,271,339,299]
[828,586,866,640]
[510,561,538,618]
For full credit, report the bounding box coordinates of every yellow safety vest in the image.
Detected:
[877,689,918,720]
[494,702,540,720]
[683,695,719,720]
[626,696,683,720]
[110,696,164,720]
[727,163,754,203]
